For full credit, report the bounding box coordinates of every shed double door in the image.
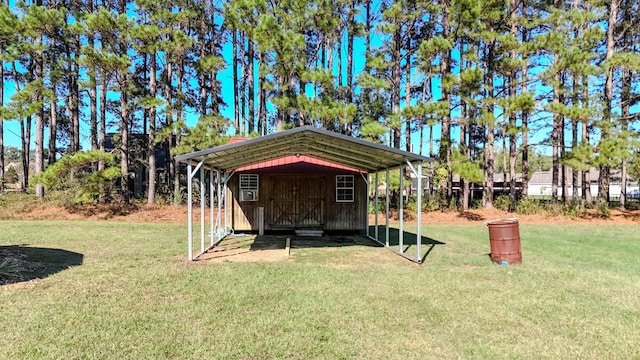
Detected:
[270,175,325,229]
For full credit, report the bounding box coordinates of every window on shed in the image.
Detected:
[240,174,259,201]
[336,175,354,202]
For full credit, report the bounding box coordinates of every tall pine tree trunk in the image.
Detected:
[551,65,560,202]
[147,49,157,205]
[247,39,255,134]
[89,0,98,153]
[233,29,240,132]
[142,55,148,136]
[48,51,57,166]
[257,52,266,135]
[440,1,453,200]
[620,63,630,210]
[346,0,355,136]
[485,121,495,209]
[68,34,80,154]
[560,76,568,203]
[570,0,579,204]
[174,57,185,202]
[89,68,97,151]
[240,33,247,134]
[49,87,57,164]
[571,75,579,204]
[21,116,31,190]
[199,39,208,118]
[119,76,130,203]
[521,46,529,198]
[99,71,107,171]
[581,75,591,203]
[508,1,517,211]
[405,33,412,152]
[276,73,285,130]
[483,39,496,209]
[326,36,334,75]
[423,66,435,196]
[502,130,507,195]
[460,97,469,211]
[209,0,219,114]
[118,0,129,203]
[165,56,176,202]
[34,18,44,199]
[599,0,618,206]
[458,40,469,210]
[392,24,401,149]
[14,61,30,190]
[337,30,343,89]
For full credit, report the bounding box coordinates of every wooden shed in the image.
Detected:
[175,126,433,263]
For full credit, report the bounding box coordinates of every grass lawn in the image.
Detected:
[1,220,639,359]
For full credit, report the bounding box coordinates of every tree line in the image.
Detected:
[0,0,639,210]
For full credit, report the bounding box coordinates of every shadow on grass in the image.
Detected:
[0,245,83,285]
[368,226,446,262]
[196,233,370,263]
[240,233,370,251]
[199,230,445,263]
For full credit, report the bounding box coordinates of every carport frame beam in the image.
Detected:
[187,159,230,261]
[367,161,425,264]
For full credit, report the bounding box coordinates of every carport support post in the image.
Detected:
[223,171,232,233]
[399,166,404,253]
[374,172,379,241]
[362,172,370,237]
[416,161,423,261]
[258,207,264,236]
[187,160,193,261]
[385,170,390,247]
[200,165,205,254]
[216,170,222,240]
[209,169,214,246]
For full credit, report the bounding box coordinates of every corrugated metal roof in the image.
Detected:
[175,125,433,173]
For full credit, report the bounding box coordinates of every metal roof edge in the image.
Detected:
[174,127,309,162]
[297,126,434,163]
[174,125,434,166]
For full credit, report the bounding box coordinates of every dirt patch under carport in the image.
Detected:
[191,233,385,263]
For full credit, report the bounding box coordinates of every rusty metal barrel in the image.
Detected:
[486,219,522,265]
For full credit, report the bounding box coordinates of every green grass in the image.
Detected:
[1,220,639,359]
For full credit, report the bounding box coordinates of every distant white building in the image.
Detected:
[375,167,639,200]
[527,168,639,199]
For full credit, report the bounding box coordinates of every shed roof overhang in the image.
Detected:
[175,125,433,172]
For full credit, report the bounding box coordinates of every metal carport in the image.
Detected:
[174,125,434,263]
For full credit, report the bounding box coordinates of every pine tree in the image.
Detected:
[10,3,64,197]
[0,4,19,191]
[132,0,164,204]
[599,0,619,206]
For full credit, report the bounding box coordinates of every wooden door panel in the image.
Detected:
[270,176,296,228]
[296,176,324,227]
[297,200,323,227]
[271,200,295,227]
[269,175,325,229]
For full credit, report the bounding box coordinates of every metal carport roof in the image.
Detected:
[174,125,433,172]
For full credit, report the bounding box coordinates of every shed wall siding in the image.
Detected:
[226,171,367,231]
